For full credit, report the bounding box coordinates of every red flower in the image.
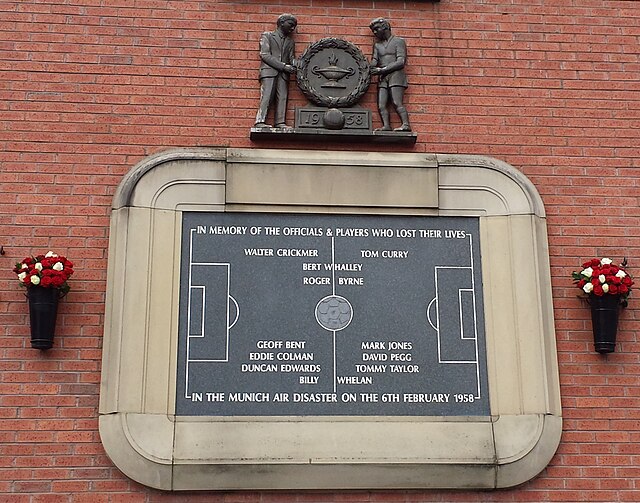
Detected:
[12,252,74,293]
[574,258,633,303]
[50,276,64,288]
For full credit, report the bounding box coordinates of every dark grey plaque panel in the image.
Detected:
[176,213,489,416]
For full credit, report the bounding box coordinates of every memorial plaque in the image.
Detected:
[176,213,489,416]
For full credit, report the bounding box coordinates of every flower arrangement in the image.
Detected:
[572,257,633,305]
[13,251,74,294]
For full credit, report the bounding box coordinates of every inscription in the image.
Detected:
[297,108,371,130]
[178,213,489,416]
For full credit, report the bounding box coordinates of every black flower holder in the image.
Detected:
[13,252,74,350]
[26,286,68,350]
[572,258,634,354]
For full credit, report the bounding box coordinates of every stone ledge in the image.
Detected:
[250,127,417,144]
[99,413,561,490]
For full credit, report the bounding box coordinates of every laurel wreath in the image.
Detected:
[296,38,371,108]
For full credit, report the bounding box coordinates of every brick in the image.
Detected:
[70,494,111,503]
[2,0,640,501]
[13,481,52,492]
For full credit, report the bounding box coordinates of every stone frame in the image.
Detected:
[99,148,561,490]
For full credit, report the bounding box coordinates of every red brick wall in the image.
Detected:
[1,0,639,500]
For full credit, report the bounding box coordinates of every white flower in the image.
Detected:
[583,283,594,293]
[599,274,606,283]
[52,262,64,271]
[45,251,58,258]
[581,267,593,278]
[18,272,27,282]
[30,275,40,285]
[20,263,28,270]
[34,262,43,271]
[602,284,609,293]
[601,258,613,265]
[616,270,627,278]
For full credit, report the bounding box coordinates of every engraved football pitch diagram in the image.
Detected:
[177,213,489,416]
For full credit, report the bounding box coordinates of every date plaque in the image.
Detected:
[295,106,372,131]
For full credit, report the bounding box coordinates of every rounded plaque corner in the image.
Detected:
[493,414,562,488]
[112,148,228,210]
[436,153,546,218]
[99,413,175,490]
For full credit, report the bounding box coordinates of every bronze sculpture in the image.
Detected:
[250,16,416,143]
[254,14,298,129]
[369,18,411,132]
